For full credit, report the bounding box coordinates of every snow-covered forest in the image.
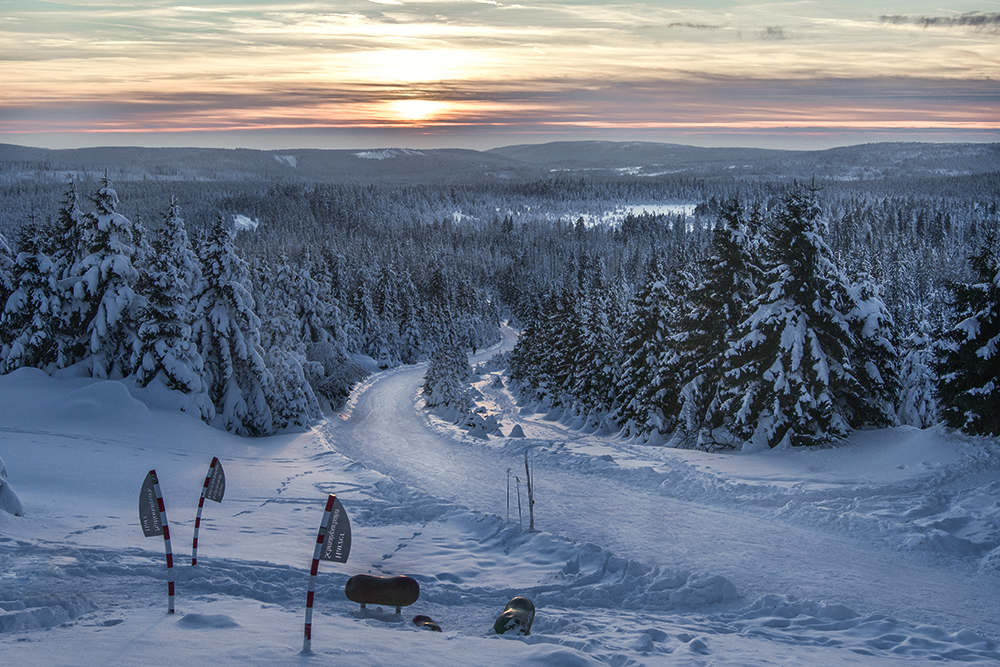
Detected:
[1,142,998,444]
[0,141,998,444]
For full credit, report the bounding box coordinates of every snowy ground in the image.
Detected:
[1,334,999,665]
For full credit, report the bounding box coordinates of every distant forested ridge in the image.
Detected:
[0,142,997,440]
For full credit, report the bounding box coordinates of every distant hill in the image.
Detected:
[487,141,1000,181]
[1,141,997,186]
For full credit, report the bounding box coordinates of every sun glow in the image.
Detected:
[388,99,450,123]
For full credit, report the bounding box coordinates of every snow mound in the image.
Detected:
[725,594,1000,661]
[64,381,149,422]
[0,478,23,517]
[0,594,97,633]
[177,613,241,629]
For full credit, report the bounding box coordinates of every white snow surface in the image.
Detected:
[1,329,1000,665]
[232,215,259,232]
[353,149,426,160]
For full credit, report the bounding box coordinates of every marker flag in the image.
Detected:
[139,470,163,537]
[303,494,352,653]
[320,495,352,563]
[139,469,175,613]
[192,457,225,566]
[204,457,226,503]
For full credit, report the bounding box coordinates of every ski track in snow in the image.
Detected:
[2,343,1000,664]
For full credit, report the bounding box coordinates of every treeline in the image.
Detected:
[507,187,1000,448]
[0,179,498,436]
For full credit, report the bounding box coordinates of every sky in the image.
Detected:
[1,0,999,151]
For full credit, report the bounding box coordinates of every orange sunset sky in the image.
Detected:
[1,0,998,150]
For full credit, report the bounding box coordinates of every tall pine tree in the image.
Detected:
[613,257,679,437]
[0,223,61,373]
[132,199,212,419]
[667,199,764,449]
[723,187,856,449]
[193,215,275,436]
[68,177,140,378]
[936,233,1000,436]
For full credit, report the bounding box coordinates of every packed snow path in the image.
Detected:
[323,330,1000,643]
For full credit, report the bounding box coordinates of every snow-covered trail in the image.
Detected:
[322,340,1000,643]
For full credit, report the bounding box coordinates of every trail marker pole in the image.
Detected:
[192,457,226,566]
[525,450,535,532]
[302,493,352,654]
[506,468,512,524]
[139,469,175,614]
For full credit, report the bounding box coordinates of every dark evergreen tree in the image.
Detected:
[0,223,61,373]
[570,258,620,416]
[613,258,678,436]
[193,215,275,436]
[897,309,939,428]
[0,232,13,312]
[936,233,1000,436]
[723,187,857,449]
[255,255,324,430]
[132,200,212,419]
[47,181,87,368]
[842,273,900,429]
[667,199,764,449]
[68,177,140,378]
[422,344,473,414]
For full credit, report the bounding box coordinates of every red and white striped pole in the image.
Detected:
[303,494,336,654]
[192,457,220,566]
[150,470,175,614]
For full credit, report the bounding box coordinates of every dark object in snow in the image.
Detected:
[493,596,534,636]
[412,614,442,632]
[345,574,420,613]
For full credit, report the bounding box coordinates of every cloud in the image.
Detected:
[758,26,788,40]
[638,23,724,31]
[879,12,1000,33]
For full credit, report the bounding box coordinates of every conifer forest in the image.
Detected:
[1,142,998,444]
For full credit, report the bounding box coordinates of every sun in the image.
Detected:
[389,99,448,123]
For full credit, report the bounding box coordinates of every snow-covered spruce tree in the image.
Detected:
[569,256,621,417]
[254,255,324,431]
[548,285,586,408]
[897,310,939,428]
[613,257,679,437]
[298,258,365,407]
[722,186,858,450]
[372,264,401,368]
[395,269,424,364]
[0,222,61,373]
[131,199,212,419]
[0,232,13,313]
[46,181,87,367]
[508,295,555,405]
[349,269,384,362]
[842,273,900,429]
[422,342,474,414]
[193,214,275,436]
[666,199,764,449]
[935,233,1000,436]
[66,177,140,378]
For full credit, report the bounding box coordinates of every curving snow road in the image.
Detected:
[321,328,1000,642]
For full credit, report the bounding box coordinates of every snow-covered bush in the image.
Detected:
[422,344,474,414]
